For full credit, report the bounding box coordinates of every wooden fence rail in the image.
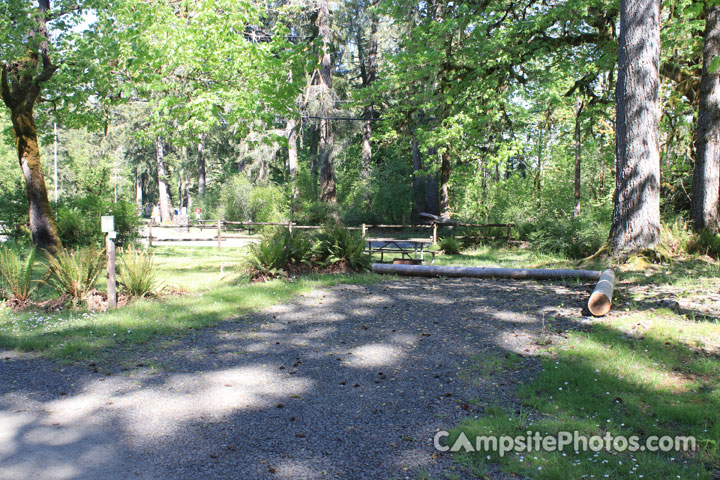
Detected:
[142,220,515,249]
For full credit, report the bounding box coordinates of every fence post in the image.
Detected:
[432,223,438,245]
[507,224,512,246]
[288,221,293,233]
[106,233,117,309]
[148,223,153,248]
[361,223,366,237]
[217,218,222,249]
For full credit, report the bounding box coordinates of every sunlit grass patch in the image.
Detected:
[451,312,720,479]
[0,245,383,363]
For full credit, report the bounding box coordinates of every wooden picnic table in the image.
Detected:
[365,238,435,263]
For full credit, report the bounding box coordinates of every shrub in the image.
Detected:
[313,226,371,271]
[689,229,720,258]
[439,236,461,254]
[0,246,42,302]
[56,196,140,247]
[45,247,104,301]
[249,184,289,223]
[246,230,313,278]
[219,175,253,221]
[657,218,693,258]
[118,247,161,298]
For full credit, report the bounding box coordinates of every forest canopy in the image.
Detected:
[1,0,718,258]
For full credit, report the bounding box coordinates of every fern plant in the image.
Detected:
[45,247,104,301]
[313,226,371,271]
[118,247,161,298]
[0,246,43,302]
[439,236,461,254]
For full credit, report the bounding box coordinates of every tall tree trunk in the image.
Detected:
[360,0,379,175]
[411,135,427,220]
[425,146,440,215]
[136,170,143,208]
[609,0,662,254]
[309,123,320,177]
[317,0,336,203]
[692,5,720,232]
[534,124,544,197]
[155,137,172,223]
[0,1,62,253]
[439,149,451,217]
[9,106,62,252]
[574,98,584,218]
[286,117,298,179]
[197,133,206,196]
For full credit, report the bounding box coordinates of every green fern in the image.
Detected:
[0,246,43,302]
[313,226,371,271]
[118,247,162,298]
[45,247,104,301]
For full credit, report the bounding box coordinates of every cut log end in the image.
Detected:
[588,291,612,316]
[587,269,615,317]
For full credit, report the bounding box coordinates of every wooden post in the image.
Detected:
[217,218,222,249]
[148,222,153,248]
[106,234,117,309]
[362,223,367,237]
[288,221,293,233]
[432,223,438,245]
[506,224,512,245]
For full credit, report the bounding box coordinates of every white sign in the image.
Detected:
[101,216,114,233]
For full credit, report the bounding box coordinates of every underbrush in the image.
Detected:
[246,226,370,281]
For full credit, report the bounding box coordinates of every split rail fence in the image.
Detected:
[142,220,515,249]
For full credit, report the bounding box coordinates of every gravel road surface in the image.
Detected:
[0,277,591,480]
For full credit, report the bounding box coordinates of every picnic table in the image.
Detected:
[365,238,435,263]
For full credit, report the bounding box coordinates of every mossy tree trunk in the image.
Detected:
[0,1,62,253]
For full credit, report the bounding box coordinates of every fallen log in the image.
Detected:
[371,263,602,281]
[587,269,615,317]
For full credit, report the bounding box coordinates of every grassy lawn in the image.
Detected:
[448,254,720,479]
[0,245,383,364]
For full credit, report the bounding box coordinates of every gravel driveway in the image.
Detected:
[0,277,591,480]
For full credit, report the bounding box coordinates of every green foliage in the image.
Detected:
[0,247,42,302]
[246,229,313,278]
[118,247,161,298]
[527,214,608,259]
[249,184,289,223]
[45,247,105,301]
[439,235,461,254]
[313,226,371,271]
[220,175,253,221]
[220,176,288,223]
[55,196,139,247]
[657,218,694,259]
[689,229,720,258]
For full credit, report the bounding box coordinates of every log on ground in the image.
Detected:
[587,269,615,317]
[371,263,602,281]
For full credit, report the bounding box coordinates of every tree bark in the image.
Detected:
[609,0,662,254]
[439,149,451,217]
[360,0,378,174]
[136,170,143,208]
[316,0,336,203]
[411,136,427,220]
[10,106,62,252]
[0,0,62,253]
[574,98,584,218]
[155,136,172,223]
[197,133,206,196]
[692,5,720,232]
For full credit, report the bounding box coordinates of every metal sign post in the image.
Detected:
[102,216,117,309]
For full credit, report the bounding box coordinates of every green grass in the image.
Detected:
[450,310,720,479]
[0,245,384,364]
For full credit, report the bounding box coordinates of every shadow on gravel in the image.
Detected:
[0,277,595,480]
